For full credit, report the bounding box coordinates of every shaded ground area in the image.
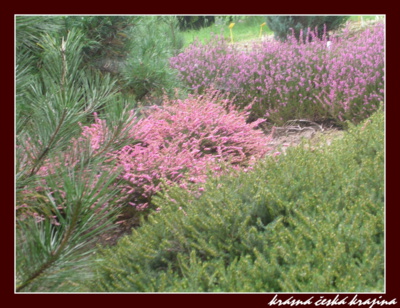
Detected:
[265,120,344,155]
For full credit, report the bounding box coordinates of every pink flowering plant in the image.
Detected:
[79,89,271,210]
[170,22,384,125]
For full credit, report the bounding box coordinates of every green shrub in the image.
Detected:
[121,16,184,101]
[178,16,215,30]
[63,16,138,71]
[62,16,185,102]
[266,15,349,41]
[89,108,384,292]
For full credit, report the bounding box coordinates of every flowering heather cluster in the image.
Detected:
[170,23,384,125]
[80,90,271,209]
[18,92,271,214]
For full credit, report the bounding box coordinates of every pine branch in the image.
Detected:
[16,199,82,292]
[16,159,123,292]
[16,25,125,292]
[28,109,68,178]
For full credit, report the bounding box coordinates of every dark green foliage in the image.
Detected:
[16,156,123,292]
[16,16,66,98]
[16,16,136,75]
[178,16,215,30]
[266,16,349,41]
[120,16,185,101]
[61,16,185,102]
[89,108,384,292]
[16,16,63,47]
[63,16,139,71]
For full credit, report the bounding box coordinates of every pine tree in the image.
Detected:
[15,18,139,292]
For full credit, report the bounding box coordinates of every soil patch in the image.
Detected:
[265,120,345,155]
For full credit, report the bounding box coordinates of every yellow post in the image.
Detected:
[259,22,266,38]
[229,23,235,43]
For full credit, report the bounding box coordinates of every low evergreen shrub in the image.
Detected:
[89,108,384,292]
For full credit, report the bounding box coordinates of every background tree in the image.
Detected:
[120,16,185,102]
[177,16,215,30]
[265,15,349,41]
[63,16,139,72]
[62,16,185,103]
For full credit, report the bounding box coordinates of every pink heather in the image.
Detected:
[170,23,384,124]
[78,89,272,209]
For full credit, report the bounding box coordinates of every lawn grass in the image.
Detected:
[180,15,385,48]
[181,16,273,48]
[349,15,385,22]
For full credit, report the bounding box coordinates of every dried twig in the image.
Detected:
[271,119,323,137]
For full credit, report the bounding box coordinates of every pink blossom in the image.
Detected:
[77,89,272,210]
[170,23,384,125]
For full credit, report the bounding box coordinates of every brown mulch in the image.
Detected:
[264,120,345,155]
